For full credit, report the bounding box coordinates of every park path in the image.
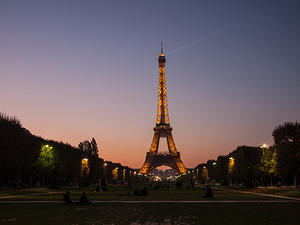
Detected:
[0,200,300,203]
[0,191,63,199]
[216,187,300,201]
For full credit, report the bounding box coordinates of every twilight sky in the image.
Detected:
[1,1,299,169]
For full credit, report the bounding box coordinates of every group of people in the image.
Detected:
[63,183,213,203]
[63,191,91,205]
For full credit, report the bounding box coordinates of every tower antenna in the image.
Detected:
[161,41,163,54]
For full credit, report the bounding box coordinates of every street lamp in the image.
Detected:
[103,162,108,180]
[81,158,89,175]
[260,144,268,149]
[39,144,55,170]
[212,162,217,184]
[123,169,126,181]
[260,144,269,188]
[82,158,88,163]
[228,157,235,185]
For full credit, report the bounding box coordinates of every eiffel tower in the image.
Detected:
[139,43,187,175]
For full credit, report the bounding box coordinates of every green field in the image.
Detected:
[0,185,282,201]
[1,185,300,225]
[1,202,300,225]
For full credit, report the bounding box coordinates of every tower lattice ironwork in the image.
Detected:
[139,44,187,175]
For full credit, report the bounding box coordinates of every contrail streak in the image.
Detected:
[166,24,238,56]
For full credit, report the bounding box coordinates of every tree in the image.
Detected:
[0,112,99,188]
[230,146,261,187]
[91,137,99,157]
[272,122,300,186]
[78,138,102,185]
[258,146,277,186]
[195,163,209,184]
[79,140,92,156]
[206,160,217,184]
[216,156,229,185]
[38,144,56,171]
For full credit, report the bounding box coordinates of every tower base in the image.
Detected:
[140,152,187,175]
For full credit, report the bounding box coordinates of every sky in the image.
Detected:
[1,1,299,169]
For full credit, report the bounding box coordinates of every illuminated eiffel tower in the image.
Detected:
[139,43,187,175]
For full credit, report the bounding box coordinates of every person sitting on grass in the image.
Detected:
[79,192,91,205]
[203,185,213,198]
[62,191,73,204]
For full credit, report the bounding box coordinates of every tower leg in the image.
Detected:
[166,132,177,154]
[150,132,160,153]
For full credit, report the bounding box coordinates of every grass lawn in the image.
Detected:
[1,185,300,225]
[0,185,280,201]
[1,202,300,225]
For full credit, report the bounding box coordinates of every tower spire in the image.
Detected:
[161,41,163,54]
[157,42,168,125]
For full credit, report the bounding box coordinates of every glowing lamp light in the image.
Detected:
[260,144,268,148]
[39,144,55,170]
[82,158,88,163]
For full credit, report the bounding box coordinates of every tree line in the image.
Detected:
[0,113,136,189]
[194,122,300,187]
[1,112,299,189]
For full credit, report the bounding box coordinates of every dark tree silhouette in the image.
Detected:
[0,113,83,188]
[273,122,300,186]
[78,138,103,185]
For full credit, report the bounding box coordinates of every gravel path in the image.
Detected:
[1,200,300,203]
[217,188,300,201]
[0,192,63,199]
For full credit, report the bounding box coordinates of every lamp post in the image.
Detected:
[260,144,268,188]
[103,162,107,180]
[228,157,235,186]
[213,162,217,185]
[123,169,126,182]
[81,158,89,175]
